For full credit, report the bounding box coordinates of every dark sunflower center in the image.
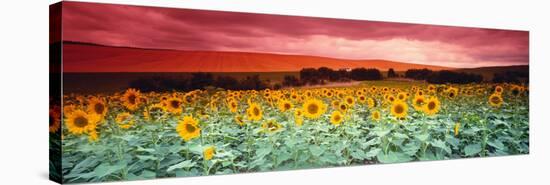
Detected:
[340,104,347,110]
[491,96,501,104]
[284,103,291,110]
[171,100,181,108]
[307,104,319,114]
[74,116,88,128]
[512,89,519,95]
[449,92,455,98]
[94,103,105,114]
[128,95,136,104]
[394,105,404,114]
[253,107,260,116]
[185,123,196,133]
[374,113,379,118]
[334,114,341,122]
[428,101,436,110]
[416,99,424,106]
[347,98,353,104]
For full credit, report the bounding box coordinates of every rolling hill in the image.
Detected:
[61,42,454,72]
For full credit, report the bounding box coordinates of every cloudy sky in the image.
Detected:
[61,2,529,68]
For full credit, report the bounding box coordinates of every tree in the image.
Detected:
[387,68,397,78]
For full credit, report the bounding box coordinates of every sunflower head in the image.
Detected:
[121,88,141,111]
[367,98,375,108]
[302,98,327,119]
[65,110,97,135]
[116,112,135,129]
[372,110,381,121]
[228,100,238,113]
[247,103,263,121]
[423,97,441,116]
[295,116,304,127]
[49,106,61,133]
[397,92,408,101]
[235,115,245,126]
[88,97,108,119]
[330,111,344,126]
[176,115,201,141]
[165,97,183,114]
[489,93,503,108]
[278,99,293,112]
[203,146,215,161]
[294,109,303,117]
[412,95,426,111]
[494,86,503,94]
[262,120,282,133]
[390,100,408,119]
[344,96,355,106]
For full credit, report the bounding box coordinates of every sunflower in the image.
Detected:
[115,112,134,129]
[367,98,375,108]
[428,85,436,94]
[63,104,76,118]
[386,95,396,103]
[488,93,503,107]
[397,92,408,101]
[203,146,215,161]
[358,95,367,104]
[235,115,245,126]
[247,103,263,121]
[65,110,97,135]
[412,95,425,111]
[87,97,108,120]
[49,107,61,133]
[330,111,344,126]
[447,87,458,99]
[344,96,355,106]
[228,100,238,113]
[176,115,201,141]
[494,85,503,94]
[295,116,304,127]
[165,97,183,114]
[302,98,327,119]
[454,122,460,136]
[144,104,166,121]
[423,97,441,115]
[511,85,521,96]
[390,100,408,119]
[338,103,348,113]
[278,99,293,112]
[331,100,340,109]
[121,88,141,111]
[261,119,282,133]
[294,109,304,117]
[371,110,381,121]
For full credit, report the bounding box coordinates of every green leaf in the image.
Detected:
[488,140,505,150]
[167,160,196,172]
[377,151,413,163]
[136,155,157,161]
[255,146,273,158]
[309,145,325,157]
[464,144,482,156]
[415,133,430,142]
[402,142,421,156]
[365,148,381,158]
[430,139,451,154]
[93,161,127,179]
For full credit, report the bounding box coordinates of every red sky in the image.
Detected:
[60,1,529,68]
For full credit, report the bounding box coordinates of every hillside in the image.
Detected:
[61,42,454,72]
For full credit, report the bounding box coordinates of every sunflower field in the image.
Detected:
[50,82,529,183]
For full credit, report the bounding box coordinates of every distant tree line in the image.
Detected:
[291,67,382,86]
[492,70,529,83]
[405,68,483,84]
[129,73,268,92]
